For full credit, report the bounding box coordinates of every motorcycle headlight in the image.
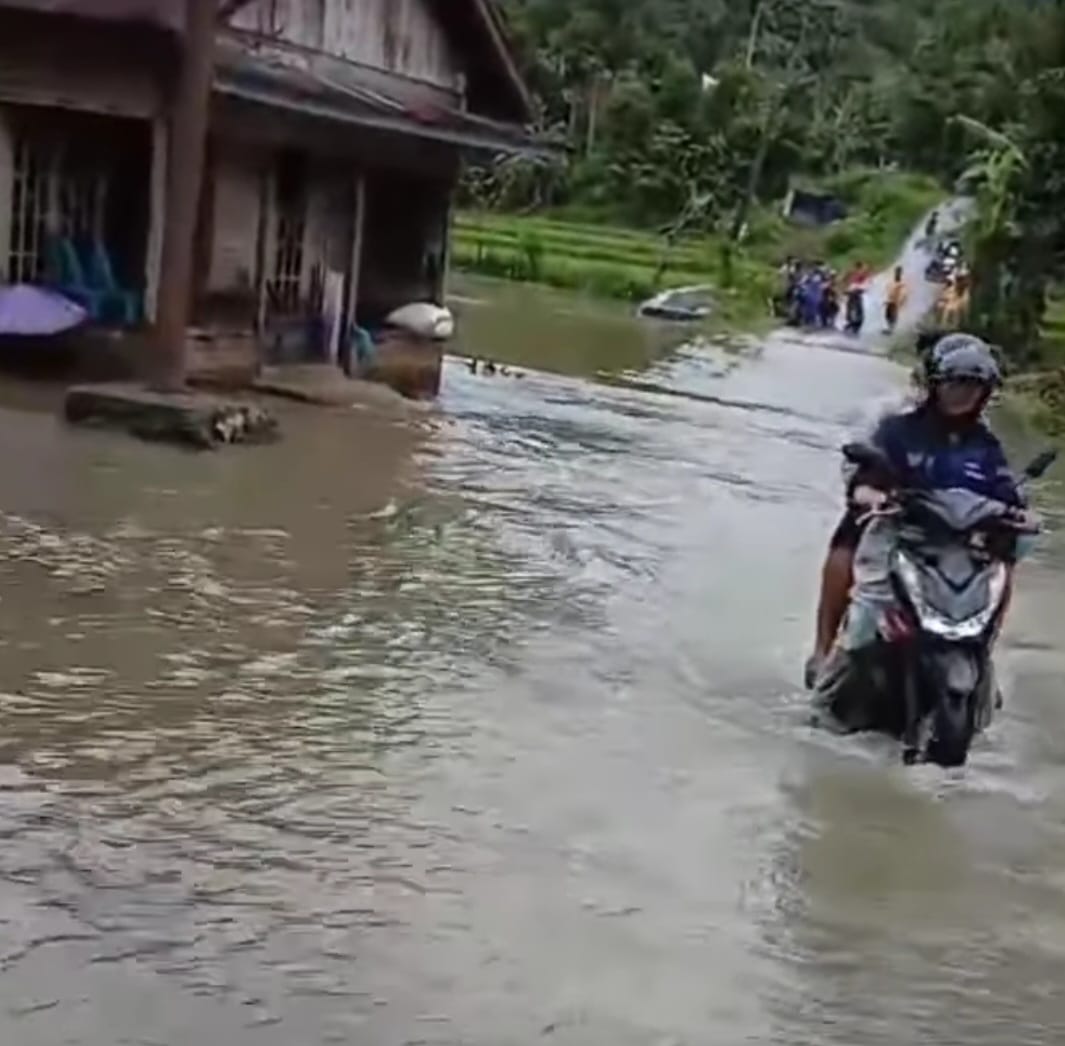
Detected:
[894,551,1008,641]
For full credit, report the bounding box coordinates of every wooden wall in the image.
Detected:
[304,162,353,290]
[0,15,166,118]
[204,145,358,353]
[0,13,168,290]
[208,143,265,295]
[231,0,460,91]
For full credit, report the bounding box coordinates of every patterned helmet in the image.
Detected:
[926,333,1002,389]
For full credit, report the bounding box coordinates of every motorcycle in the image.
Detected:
[844,288,865,334]
[813,443,1056,767]
[926,241,962,284]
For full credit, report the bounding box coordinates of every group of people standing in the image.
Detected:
[776,208,978,339]
[778,258,904,335]
[777,259,841,329]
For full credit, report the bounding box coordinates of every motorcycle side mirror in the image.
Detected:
[1023,448,1058,481]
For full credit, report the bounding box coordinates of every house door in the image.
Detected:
[271,150,307,316]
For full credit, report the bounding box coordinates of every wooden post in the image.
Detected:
[438,195,453,305]
[254,163,274,338]
[152,0,217,391]
[340,173,366,376]
[143,117,168,322]
[345,174,366,332]
[0,107,13,282]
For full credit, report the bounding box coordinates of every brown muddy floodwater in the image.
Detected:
[1,277,1065,1045]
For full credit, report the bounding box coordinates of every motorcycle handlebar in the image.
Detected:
[849,489,1041,535]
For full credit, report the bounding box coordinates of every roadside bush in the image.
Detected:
[824,224,861,257]
[518,228,546,282]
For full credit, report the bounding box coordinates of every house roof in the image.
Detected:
[214,36,547,159]
[0,1,531,122]
[0,0,181,30]
[435,0,532,124]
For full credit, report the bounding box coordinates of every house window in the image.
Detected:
[272,152,306,313]
[56,151,106,242]
[8,135,49,283]
[7,131,107,284]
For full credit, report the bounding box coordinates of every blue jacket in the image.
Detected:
[869,405,1022,506]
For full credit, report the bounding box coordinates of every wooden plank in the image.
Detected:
[346,173,366,332]
[439,193,453,304]
[218,0,259,20]
[208,144,263,292]
[0,24,164,118]
[144,117,168,322]
[152,0,217,391]
[232,0,461,90]
[256,161,277,336]
[0,106,13,282]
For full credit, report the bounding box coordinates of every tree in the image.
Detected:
[953,117,1038,357]
[479,0,1065,261]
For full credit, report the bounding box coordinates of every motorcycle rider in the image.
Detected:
[806,333,1026,687]
[924,209,939,242]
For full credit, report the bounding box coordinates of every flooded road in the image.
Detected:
[1,282,1064,1045]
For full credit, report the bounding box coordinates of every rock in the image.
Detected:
[64,383,278,449]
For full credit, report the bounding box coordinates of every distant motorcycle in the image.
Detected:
[926,240,962,284]
[813,443,1056,767]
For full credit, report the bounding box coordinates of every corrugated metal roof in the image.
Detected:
[214,37,547,158]
[0,0,533,124]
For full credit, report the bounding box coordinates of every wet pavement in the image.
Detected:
[0,274,1064,1044]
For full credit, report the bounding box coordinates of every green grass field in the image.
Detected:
[452,169,943,331]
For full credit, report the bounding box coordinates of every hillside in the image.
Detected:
[466,0,1065,364]
[483,0,1040,226]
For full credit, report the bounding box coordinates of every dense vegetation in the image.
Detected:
[455,170,939,322]
[463,0,1065,365]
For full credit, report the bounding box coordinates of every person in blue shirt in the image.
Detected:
[870,385,1021,509]
[806,332,1027,686]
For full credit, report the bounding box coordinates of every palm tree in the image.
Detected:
[951,114,1041,357]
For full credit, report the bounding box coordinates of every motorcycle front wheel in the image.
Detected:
[924,653,984,767]
[926,693,976,767]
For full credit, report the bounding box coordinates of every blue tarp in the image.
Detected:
[0,285,86,337]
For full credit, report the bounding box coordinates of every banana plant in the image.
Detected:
[951,114,1043,356]
[952,115,1028,241]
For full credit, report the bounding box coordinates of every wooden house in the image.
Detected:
[0,0,537,378]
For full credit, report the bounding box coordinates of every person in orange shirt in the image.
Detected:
[934,271,969,330]
[943,268,971,328]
